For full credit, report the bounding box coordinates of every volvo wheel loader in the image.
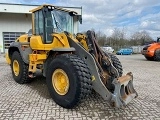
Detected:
[6,4,137,109]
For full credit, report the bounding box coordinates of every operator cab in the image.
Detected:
[157,37,160,43]
[30,5,81,44]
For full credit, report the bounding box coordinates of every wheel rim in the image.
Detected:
[52,69,69,95]
[13,60,20,76]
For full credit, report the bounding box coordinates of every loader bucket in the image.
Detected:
[111,72,138,108]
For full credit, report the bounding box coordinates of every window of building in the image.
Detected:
[3,32,25,49]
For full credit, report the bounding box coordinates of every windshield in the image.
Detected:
[51,10,73,33]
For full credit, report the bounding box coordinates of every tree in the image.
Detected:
[95,30,107,46]
[130,30,153,45]
[109,28,128,50]
[111,28,125,40]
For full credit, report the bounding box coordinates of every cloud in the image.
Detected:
[0,0,21,3]
[103,28,114,36]
[141,21,150,28]
[83,14,104,23]
[137,12,160,38]
[140,20,160,31]
[1,0,160,39]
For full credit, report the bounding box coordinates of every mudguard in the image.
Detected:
[8,42,32,64]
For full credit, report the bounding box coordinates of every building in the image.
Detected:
[0,3,82,53]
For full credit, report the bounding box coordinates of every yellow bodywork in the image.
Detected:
[28,32,72,73]
[16,34,28,42]
[30,33,70,50]
[29,53,47,73]
[6,53,11,64]
[76,33,89,51]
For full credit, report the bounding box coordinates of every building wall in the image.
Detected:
[0,13,32,53]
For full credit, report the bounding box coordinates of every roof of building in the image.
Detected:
[0,3,82,15]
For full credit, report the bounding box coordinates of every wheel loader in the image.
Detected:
[142,37,160,61]
[6,4,137,109]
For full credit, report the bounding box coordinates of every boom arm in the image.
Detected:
[67,30,138,107]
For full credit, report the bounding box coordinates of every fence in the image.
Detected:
[131,46,144,54]
[112,45,144,54]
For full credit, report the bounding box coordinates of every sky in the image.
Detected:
[1,0,160,40]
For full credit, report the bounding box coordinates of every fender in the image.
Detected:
[51,47,75,52]
[43,47,76,77]
[8,42,32,64]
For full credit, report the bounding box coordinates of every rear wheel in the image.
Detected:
[46,54,92,109]
[154,49,160,61]
[11,51,31,84]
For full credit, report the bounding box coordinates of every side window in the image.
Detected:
[34,11,39,35]
[39,11,44,35]
[34,10,44,35]
[33,9,53,44]
[45,11,53,43]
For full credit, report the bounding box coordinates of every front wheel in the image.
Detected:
[46,54,92,109]
[108,53,123,76]
[104,53,123,91]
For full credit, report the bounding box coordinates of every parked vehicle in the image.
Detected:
[101,46,114,53]
[141,37,160,61]
[116,48,133,55]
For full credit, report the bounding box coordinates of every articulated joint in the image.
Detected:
[28,54,46,77]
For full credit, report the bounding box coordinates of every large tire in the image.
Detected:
[104,53,123,92]
[154,49,160,61]
[107,53,123,77]
[11,51,31,84]
[109,53,123,77]
[145,56,154,61]
[46,54,92,109]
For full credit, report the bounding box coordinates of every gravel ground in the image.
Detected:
[0,53,160,120]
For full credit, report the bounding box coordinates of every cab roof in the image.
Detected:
[29,4,78,14]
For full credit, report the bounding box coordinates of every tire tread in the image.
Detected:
[11,51,31,84]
